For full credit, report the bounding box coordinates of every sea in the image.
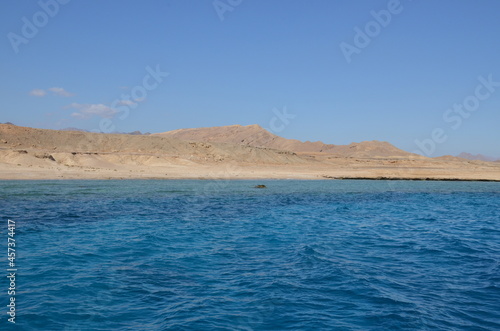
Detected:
[0,180,499,330]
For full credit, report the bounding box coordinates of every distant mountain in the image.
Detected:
[154,124,419,159]
[62,127,89,132]
[127,130,151,136]
[457,152,498,162]
[62,127,150,135]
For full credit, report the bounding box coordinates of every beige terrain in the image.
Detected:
[154,124,416,158]
[1,123,499,180]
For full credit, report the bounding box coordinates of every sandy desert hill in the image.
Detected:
[0,123,499,180]
[154,124,418,159]
[0,123,306,164]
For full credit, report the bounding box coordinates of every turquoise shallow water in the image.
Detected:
[1,180,499,330]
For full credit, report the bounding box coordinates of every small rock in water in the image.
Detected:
[255,185,267,188]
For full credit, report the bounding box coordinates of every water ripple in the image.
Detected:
[0,180,499,330]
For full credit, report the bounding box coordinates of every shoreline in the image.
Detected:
[2,162,499,181]
[1,175,499,182]
[322,176,500,182]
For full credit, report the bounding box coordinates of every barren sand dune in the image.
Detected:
[1,123,499,180]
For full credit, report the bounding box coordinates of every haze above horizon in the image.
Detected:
[1,0,499,158]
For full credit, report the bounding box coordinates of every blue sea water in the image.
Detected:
[0,180,499,330]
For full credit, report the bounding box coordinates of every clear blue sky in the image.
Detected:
[1,0,499,157]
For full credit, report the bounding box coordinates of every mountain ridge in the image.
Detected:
[153,124,421,159]
[1,123,499,180]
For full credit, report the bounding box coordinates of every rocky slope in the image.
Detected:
[154,124,419,158]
